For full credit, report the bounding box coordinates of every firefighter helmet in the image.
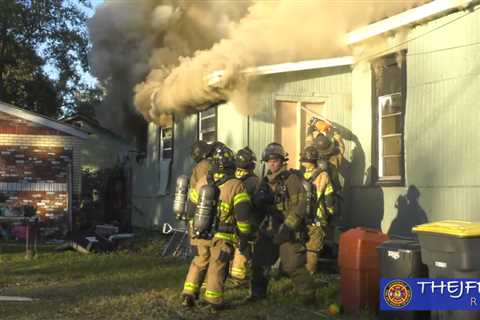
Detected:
[211,144,235,172]
[191,140,213,163]
[261,143,288,162]
[299,146,319,162]
[314,134,335,156]
[308,116,333,134]
[235,147,257,169]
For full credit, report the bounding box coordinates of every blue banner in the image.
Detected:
[380,278,480,311]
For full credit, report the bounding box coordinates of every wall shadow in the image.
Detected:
[388,185,429,239]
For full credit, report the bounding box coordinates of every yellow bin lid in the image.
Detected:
[412,220,480,238]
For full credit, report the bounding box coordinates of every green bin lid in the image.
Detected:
[412,220,480,237]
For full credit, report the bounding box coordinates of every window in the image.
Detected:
[159,115,174,160]
[198,106,217,142]
[373,52,406,185]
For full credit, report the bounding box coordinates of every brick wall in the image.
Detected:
[0,134,81,193]
[0,145,72,182]
[0,134,82,218]
[0,112,63,135]
[1,191,67,217]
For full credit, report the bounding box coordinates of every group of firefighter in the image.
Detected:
[173,117,344,310]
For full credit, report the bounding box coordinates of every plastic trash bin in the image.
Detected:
[378,239,429,320]
[339,227,389,314]
[413,220,480,320]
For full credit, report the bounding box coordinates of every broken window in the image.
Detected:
[198,106,217,142]
[373,51,406,185]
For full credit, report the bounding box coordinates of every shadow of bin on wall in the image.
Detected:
[413,220,480,320]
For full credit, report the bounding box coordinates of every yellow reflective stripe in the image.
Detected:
[284,215,299,229]
[214,232,236,242]
[327,206,335,215]
[183,282,200,293]
[213,173,225,181]
[219,201,230,213]
[233,192,250,206]
[237,221,251,233]
[235,168,248,179]
[188,189,199,204]
[205,290,223,298]
[230,267,246,278]
[325,184,334,195]
[304,171,312,180]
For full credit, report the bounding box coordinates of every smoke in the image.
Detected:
[89,0,428,129]
[88,0,249,134]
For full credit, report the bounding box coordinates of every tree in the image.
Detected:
[0,0,91,117]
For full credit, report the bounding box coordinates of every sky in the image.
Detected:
[42,0,105,87]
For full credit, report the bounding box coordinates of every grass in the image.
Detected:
[0,235,379,320]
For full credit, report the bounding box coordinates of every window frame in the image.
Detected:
[372,51,406,187]
[158,116,174,161]
[198,106,217,142]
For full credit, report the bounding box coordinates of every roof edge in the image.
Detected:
[347,0,476,45]
[207,56,353,87]
[0,102,89,139]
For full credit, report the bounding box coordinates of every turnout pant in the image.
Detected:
[305,224,326,274]
[229,248,248,281]
[183,237,233,306]
[250,232,315,298]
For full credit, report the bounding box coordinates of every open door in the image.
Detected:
[275,101,298,168]
[275,101,325,169]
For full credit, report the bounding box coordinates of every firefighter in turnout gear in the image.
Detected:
[248,143,315,302]
[228,147,260,286]
[182,144,252,310]
[306,117,345,169]
[299,144,336,274]
[189,140,214,191]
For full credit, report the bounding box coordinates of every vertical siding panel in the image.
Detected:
[405,8,480,223]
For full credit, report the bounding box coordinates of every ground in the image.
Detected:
[0,234,378,320]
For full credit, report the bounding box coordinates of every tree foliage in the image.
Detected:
[0,0,92,117]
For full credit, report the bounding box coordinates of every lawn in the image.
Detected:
[0,234,378,320]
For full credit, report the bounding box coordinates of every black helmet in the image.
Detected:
[191,140,213,163]
[299,146,319,162]
[261,143,288,162]
[211,144,235,172]
[235,147,257,169]
[208,141,226,157]
[314,135,335,156]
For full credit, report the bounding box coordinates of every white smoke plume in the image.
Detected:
[89,0,428,129]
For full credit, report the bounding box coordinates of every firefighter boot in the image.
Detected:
[181,294,196,308]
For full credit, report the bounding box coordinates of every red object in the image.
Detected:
[338,227,389,314]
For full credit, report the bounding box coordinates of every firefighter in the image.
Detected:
[181,144,252,310]
[248,143,315,303]
[228,147,260,286]
[299,144,336,274]
[306,117,345,169]
[189,140,214,191]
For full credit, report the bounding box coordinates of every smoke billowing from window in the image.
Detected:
[89,0,427,131]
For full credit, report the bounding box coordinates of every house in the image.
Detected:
[132,0,480,238]
[62,113,130,172]
[0,101,88,220]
